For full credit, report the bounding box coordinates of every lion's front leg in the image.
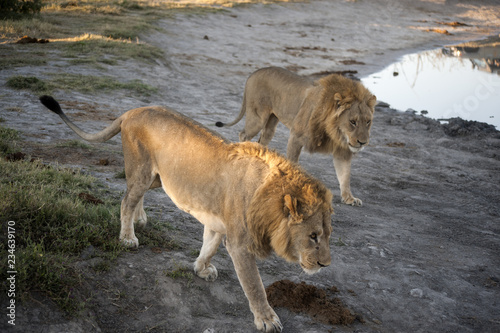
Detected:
[286,133,303,163]
[225,238,282,332]
[333,155,362,206]
[194,227,223,282]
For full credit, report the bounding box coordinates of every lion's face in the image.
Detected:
[336,100,375,153]
[290,209,333,274]
[276,193,333,274]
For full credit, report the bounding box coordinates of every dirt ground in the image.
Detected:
[1,0,500,332]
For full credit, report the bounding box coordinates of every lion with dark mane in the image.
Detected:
[216,67,376,206]
[39,95,333,332]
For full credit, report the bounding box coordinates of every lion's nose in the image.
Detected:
[317,261,329,268]
[357,140,367,146]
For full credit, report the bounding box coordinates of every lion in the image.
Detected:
[39,95,333,332]
[216,67,376,206]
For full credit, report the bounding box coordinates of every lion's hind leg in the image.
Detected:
[257,114,279,146]
[120,173,156,248]
[239,107,270,143]
[132,174,161,227]
[194,227,223,282]
[132,197,147,228]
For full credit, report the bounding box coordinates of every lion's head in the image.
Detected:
[242,143,334,274]
[308,74,376,157]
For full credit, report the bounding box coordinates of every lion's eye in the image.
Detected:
[367,120,371,126]
[310,233,318,241]
[350,120,357,126]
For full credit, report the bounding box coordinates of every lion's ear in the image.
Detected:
[368,94,377,110]
[333,93,343,108]
[284,194,303,224]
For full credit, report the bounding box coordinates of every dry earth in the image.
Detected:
[1,0,500,332]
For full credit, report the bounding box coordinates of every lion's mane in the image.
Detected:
[307,74,376,158]
[229,142,333,260]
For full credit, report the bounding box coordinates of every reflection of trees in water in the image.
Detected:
[391,41,500,89]
[444,35,500,74]
[390,49,468,89]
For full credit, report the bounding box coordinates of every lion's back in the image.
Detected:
[244,67,314,124]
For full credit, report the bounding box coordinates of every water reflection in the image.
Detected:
[362,35,500,128]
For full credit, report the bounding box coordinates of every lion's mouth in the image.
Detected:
[348,144,364,153]
[300,262,322,275]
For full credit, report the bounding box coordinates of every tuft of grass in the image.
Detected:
[0,126,20,154]
[0,126,19,141]
[165,262,194,286]
[114,169,126,179]
[333,237,347,247]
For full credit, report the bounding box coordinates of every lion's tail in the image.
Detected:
[215,92,247,128]
[40,95,122,143]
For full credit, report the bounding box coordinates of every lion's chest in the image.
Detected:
[167,191,227,234]
[189,210,227,234]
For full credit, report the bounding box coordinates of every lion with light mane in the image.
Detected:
[39,95,333,332]
[216,67,376,206]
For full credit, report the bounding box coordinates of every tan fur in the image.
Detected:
[217,67,376,206]
[40,97,333,333]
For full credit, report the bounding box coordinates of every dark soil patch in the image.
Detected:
[266,280,360,326]
[442,117,499,137]
[16,36,49,44]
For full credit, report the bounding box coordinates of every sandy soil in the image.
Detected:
[1,0,500,332]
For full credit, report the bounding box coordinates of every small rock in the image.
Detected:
[410,288,423,298]
[405,121,429,131]
[376,101,390,108]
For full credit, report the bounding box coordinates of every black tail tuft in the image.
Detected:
[215,121,224,127]
[39,95,63,115]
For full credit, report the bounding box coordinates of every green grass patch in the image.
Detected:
[0,127,177,315]
[0,157,123,314]
[6,74,157,96]
[50,73,158,95]
[6,76,49,93]
[62,37,164,63]
[0,49,47,70]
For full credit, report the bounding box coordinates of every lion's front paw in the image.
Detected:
[342,195,362,206]
[254,309,282,332]
[120,236,139,248]
[194,263,218,282]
